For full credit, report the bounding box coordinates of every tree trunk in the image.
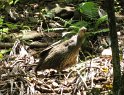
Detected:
[105,0,121,95]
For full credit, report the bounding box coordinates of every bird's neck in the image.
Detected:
[76,33,84,48]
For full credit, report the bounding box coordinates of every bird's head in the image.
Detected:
[67,27,87,49]
[76,27,87,47]
[78,27,87,38]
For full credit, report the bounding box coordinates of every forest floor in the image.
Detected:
[0,0,124,95]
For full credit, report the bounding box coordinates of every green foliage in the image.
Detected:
[68,20,89,32]
[95,15,108,30]
[0,28,9,33]
[13,0,20,5]
[76,2,109,35]
[0,0,109,41]
[0,17,9,33]
[78,2,99,19]
[72,21,88,28]
[3,0,20,5]
[0,17,18,41]
[0,17,9,40]
[0,49,10,60]
[0,18,18,32]
[0,0,20,9]
[0,17,4,26]
[44,10,55,18]
[0,7,19,32]
[0,53,3,60]
[90,28,109,34]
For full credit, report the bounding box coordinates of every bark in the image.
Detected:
[105,0,121,95]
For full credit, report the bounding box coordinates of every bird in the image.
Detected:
[35,27,87,73]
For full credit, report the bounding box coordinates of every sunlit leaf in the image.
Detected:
[0,17,3,25]
[2,28,9,33]
[0,49,10,54]
[78,2,98,19]
[95,15,108,29]
[5,23,17,29]
[0,29,2,32]
[8,0,13,5]
[14,0,19,4]
[0,53,3,59]
[102,67,109,73]
[72,21,88,28]
[104,84,113,89]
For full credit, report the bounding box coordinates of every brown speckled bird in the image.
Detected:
[35,27,87,72]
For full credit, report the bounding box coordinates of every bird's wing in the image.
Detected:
[40,40,62,56]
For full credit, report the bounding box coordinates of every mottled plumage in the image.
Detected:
[35,27,87,72]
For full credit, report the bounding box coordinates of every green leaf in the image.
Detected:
[2,28,9,33]
[78,2,98,19]
[0,53,3,60]
[0,29,2,32]
[5,23,17,29]
[14,0,20,4]
[88,28,109,35]
[0,17,3,26]
[8,0,14,5]
[0,49,10,60]
[95,15,108,29]
[0,49,10,54]
[72,21,88,28]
